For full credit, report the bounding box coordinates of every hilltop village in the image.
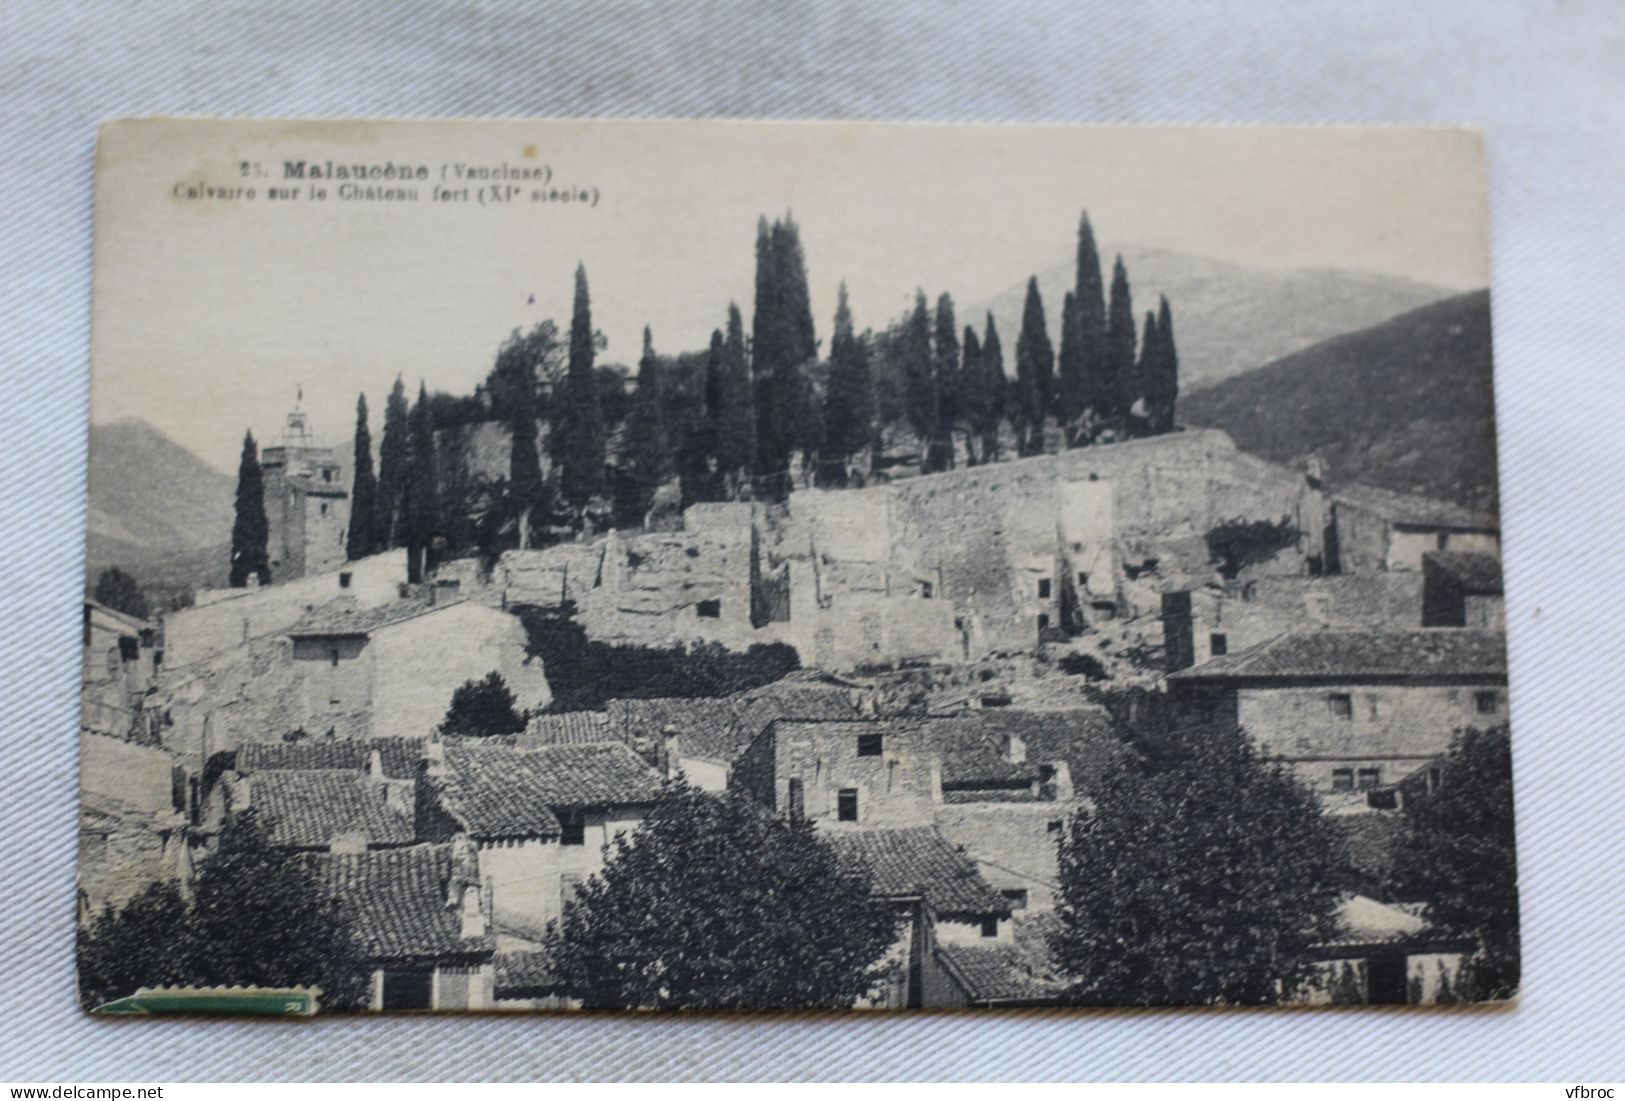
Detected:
[82,394,1507,1010]
[79,211,1512,1012]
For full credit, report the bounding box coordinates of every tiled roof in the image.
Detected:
[919,722,1039,789]
[1170,629,1507,682]
[613,697,739,761]
[935,911,1065,1005]
[524,710,619,746]
[494,949,561,997]
[237,737,423,780]
[436,743,664,839]
[831,827,1010,917]
[1334,483,1498,532]
[286,592,464,638]
[932,709,1128,796]
[298,843,491,961]
[249,771,414,850]
[1424,551,1504,593]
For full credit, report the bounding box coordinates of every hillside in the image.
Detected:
[1179,290,1499,512]
[970,245,1451,391]
[86,419,235,604]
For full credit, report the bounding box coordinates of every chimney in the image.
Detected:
[367,748,385,783]
[457,884,486,940]
[661,727,681,780]
[423,738,447,778]
[928,759,943,805]
[1005,732,1027,765]
[230,773,252,811]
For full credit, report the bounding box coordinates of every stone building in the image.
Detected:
[1167,628,1509,793]
[82,599,161,738]
[297,841,495,1010]
[733,718,945,828]
[260,397,350,581]
[1328,483,1500,573]
[223,740,421,853]
[77,730,193,920]
[419,742,663,940]
[1421,551,1505,629]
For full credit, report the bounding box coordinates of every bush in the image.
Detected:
[1204,515,1299,579]
[439,671,527,737]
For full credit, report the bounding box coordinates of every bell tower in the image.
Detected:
[260,388,351,580]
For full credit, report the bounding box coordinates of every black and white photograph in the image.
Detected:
[77,116,1516,1014]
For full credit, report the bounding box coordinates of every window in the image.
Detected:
[118,636,139,662]
[1474,691,1499,715]
[1078,572,1088,587]
[1209,632,1228,657]
[319,502,329,516]
[559,809,586,846]
[696,599,721,619]
[1001,889,1028,911]
[1436,532,1450,551]
[1037,613,1050,630]
[328,648,340,667]
[1427,768,1443,794]
[921,581,933,599]
[322,468,333,483]
[1046,820,1063,836]
[1327,693,1353,719]
[1357,767,1382,790]
[786,778,804,818]
[837,789,859,822]
[980,917,999,938]
[856,733,883,757]
[339,571,352,589]
[1037,578,1052,599]
[1331,768,1354,792]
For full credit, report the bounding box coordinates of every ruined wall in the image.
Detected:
[171,549,407,668]
[369,602,551,741]
[78,732,189,915]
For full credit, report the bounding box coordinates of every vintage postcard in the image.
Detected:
[80,117,1515,1013]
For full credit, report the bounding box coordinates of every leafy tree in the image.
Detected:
[556,264,607,522]
[78,813,370,1010]
[819,282,875,485]
[1205,515,1300,579]
[1105,255,1137,427]
[403,381,442,582]
[346,393,378,561]
[374,375,411,550]
[439,671,527,737]
[1013,277,1053,454]
[714,303,755,496]
[547,781,898,1009]
[1051,727,1346,1006]
[229,430,270,587]
[1393,725,1519,1001]
[93,566,149,621]
[931,292,960,471]
[900,290,938,469]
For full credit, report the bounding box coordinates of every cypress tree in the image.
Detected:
[1131,310,1158,437]
[958,325,984,465]
[751,215,818,496]
[507,358,544,551]
[403,381,441,582]
[1057,289,1087,439]
[931,292,959,471]
[1013,277,1053,455]
[714,303,754,496]
[1105,255,1137,428]
[900,290,937,469]
[374,375,410,550]
[980,313,1006,462]
[1075,212,1110,419]
[820,282,875,485]
[229,430,270,587]
[557,263,607,521]
[679,330,725,507]
[1153,295,1180,434]
[618,327,673,524]
[346,394,377,561]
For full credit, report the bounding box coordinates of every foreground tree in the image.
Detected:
[439,671,527,738]
[79,813,369,1010]
[1394,725,1520,1000]
[229,430,270,587]
[93,566,149,621]
[346,393,378,561]
[547,782,898,1009]
[1052,728,1345,1005]
[374,375,411,550]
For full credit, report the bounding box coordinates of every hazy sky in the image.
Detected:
[92,118,1489,472]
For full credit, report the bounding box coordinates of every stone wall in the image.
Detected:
[933,800,1071,912]
[78,732,189,915]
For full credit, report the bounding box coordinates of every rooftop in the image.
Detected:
[237,737,422,780]
[831,827,1010,917]
[297,843,491,961]
[249,770,414,850]
[1170,629,1507,683]
[494,949,562,998]
[928,709,1127,795]
[935,912,1066,1005]
[1322,893,1431,949]
[286,591,466,638]
[435,743,665,839]
[1334,483,1499,532]
[523,710,618,746]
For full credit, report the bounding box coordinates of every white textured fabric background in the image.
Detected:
[3,0,1622,1082]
